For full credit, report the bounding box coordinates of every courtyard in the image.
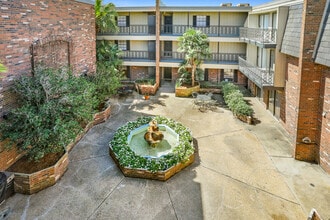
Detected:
[1,82,329,220]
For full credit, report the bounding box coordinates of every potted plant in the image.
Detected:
[0,67,97,194]
[175,29,210,97]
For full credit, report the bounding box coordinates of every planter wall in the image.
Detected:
[235,114,253,124]
[0,141,25,171]
[109,150,195,181]
[13,151,69,194]
[136,83,158,96]
[93,105,111,126]
[175,83,200,97]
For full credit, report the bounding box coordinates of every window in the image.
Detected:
[117,16,129,27]
[117,40,129,51]
[193,15,210,27]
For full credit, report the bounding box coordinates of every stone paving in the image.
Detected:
[1,82,330,220]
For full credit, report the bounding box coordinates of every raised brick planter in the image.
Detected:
[175,83,200,97]
[93,105,111,126]
[0,141,25,171]
[135,83,158,96]
[109,149,195,181]
[13,151,69,194]
[235,114,253,125]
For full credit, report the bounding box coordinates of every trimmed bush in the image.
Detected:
[221,82,253,117]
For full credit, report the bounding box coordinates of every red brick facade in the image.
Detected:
[282,0,330,173]
[0,0,96,116]
[319,68,330,173]
[130,66,150,81]
[284,57,300,142]
[207,69,219,82]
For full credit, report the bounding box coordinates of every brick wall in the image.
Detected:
[284,56,300,142]
[0,140,25,171]
[294,0,326,162]
[130,66,149,81]
[172,68,179,81]
[236,71,247,86]
[319,68,330,173]
[0,0,96,116]
[207,69,219,82]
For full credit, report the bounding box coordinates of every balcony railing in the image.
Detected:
[161,51,245,64]
[239,27,277,47]
[238,57,274,87]
[120,50,155,60]
[99,25,156,35]
[161,25,240,37]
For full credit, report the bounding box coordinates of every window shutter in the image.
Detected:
[193,16,196,27]
[126,41,130,50]
[206,16,210,27]
[126,16,130,27]
[204,69,209,81]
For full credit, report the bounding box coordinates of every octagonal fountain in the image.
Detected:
[109,116,195,180]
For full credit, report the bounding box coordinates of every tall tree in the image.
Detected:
[177,29,210,86]
[95,0,118,33]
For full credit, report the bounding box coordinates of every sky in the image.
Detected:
[104,0,272,7]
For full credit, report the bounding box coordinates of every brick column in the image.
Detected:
[294,0,326,162]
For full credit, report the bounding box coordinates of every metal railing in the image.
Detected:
[161,25,240,37]
[238,57,274,87]
[239,27,277,45]
[161,51,245,64]
[120,50,156,60]
[99,25,156,35]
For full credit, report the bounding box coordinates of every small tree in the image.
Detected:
[94,40,124,103]
[95,0,118,33]
[177,29,210,86]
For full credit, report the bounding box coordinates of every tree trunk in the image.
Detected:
[191,64,196,87]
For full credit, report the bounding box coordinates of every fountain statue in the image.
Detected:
[144,119,164,147]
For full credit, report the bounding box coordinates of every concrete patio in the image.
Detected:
[1,82,330,220]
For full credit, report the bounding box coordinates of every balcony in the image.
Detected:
[161,51,245,64]
[161,25,240,37]
[238,57,274,87]
[239,27,277,48]
[99,25,156,35]
[120,50,155,61]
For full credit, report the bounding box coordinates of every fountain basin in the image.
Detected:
[127,124,179,159]
[109,116,195,181]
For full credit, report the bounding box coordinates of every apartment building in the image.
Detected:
[97,3,251,85]
[238,0,303,119]
[239,0,330,174]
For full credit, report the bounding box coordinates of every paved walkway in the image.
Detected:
[2,83,330,220]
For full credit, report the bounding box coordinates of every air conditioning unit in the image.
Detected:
[220,3,232,7]
[237,3,250,7]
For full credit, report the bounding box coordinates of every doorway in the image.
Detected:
[164,16,173,34]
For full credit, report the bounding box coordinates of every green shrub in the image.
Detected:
[91,61,123,104]
[0,67,98,161]
[221,82,253,117]
[135,78,155,85]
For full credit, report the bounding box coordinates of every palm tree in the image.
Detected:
[95,0,118,33]
[177,29,210,87]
